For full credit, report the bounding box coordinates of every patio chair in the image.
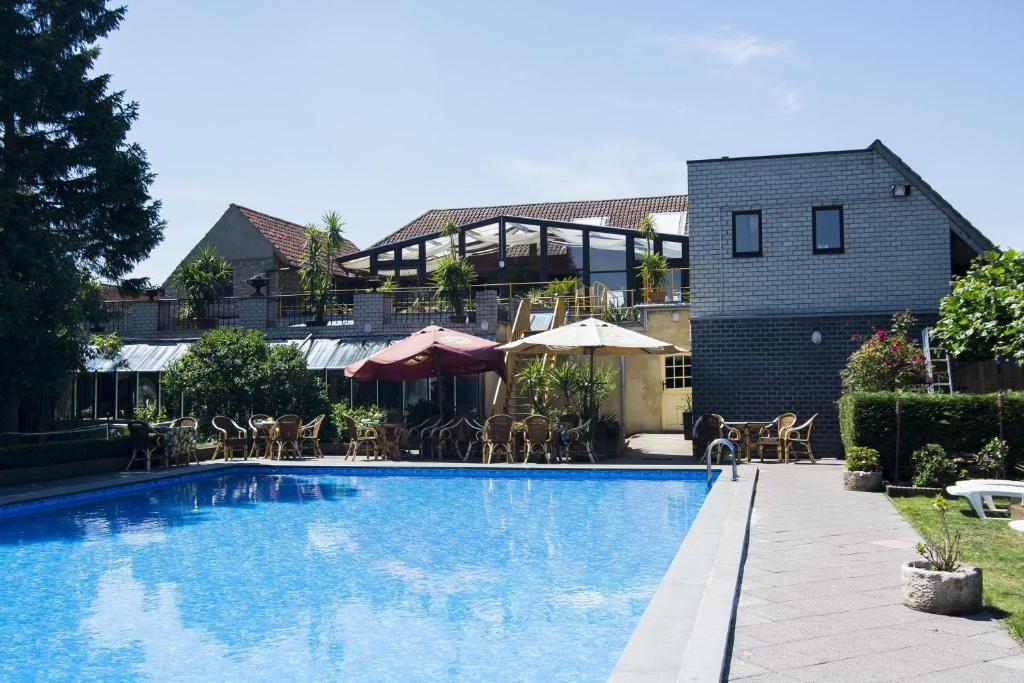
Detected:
[781,414,817,463]
[300,414,326,457]
[342,414,380,460]
[248,414,273,459]
[482,414,516,464]
[463,416,486,462]
[435,416,476,460]
[270,414,303,460]
[168,416,200,465]
[406,415,441,458]
[211,416,248,462]
[693,413,730,463]
[754,413,797,462]
[126,420,167,472]
[557,419,596,463]
[521,415,554,464]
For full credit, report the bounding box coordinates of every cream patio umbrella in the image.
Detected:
[497,317,686,444]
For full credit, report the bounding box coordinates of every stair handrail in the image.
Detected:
[492,298,533,412]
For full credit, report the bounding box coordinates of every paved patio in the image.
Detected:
[729,461,1023,682]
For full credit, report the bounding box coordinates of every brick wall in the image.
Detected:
[691,313,935,458]
[687,148,954,318]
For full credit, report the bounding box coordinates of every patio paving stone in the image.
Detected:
[727,461,1022,681]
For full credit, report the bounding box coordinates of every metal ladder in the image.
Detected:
[922,327,954,394]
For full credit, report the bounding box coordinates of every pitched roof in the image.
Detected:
[233,204,359,267]
[371,195,688,248]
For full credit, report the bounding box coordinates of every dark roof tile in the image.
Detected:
[233,204,359,267]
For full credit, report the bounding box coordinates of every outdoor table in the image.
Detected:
[251,419,275,459]
[364,422,404,460]
[724,421,771,463]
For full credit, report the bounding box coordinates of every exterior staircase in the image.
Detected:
[492,296,570,418]
[922,327,954,393]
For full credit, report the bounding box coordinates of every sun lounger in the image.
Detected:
[946,484,1024,520]
[1010,520,1024,534]
[955,479,1024,488]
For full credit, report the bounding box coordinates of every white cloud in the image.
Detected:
[657,30,791,67]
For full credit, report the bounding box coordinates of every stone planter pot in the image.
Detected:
[843,470,883,492]
[901,559,982,615]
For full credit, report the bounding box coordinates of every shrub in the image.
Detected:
[0,436,130,470]
[840,311,928,392]
[911,444,960,488]
[844,446,880,472]
[973,437,1006,478]
[163,328,329,435]
[838,391,1023,480]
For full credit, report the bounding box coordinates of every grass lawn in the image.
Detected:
[890,496,1024,641]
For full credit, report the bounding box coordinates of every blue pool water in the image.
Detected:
[0,467,714,682]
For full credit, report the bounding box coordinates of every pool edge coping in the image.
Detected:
[608,464,758,683]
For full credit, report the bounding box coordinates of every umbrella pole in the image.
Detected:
[433,349,446,423]
[589,348,597,448]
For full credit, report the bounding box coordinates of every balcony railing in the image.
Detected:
[268,292,354,328]
[98,300,134,334]
[387,287,476,327]
[157,298,241,331]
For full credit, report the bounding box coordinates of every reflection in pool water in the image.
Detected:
[0,471,711,682]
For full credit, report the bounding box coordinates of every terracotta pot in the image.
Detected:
[843,470,883,492]
[647,291,666,303]
[902,559,982,615]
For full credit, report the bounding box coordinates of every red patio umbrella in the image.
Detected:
[344,325,506,420]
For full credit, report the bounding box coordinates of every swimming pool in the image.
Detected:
[0,467,715,682]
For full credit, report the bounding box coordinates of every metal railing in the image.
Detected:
[267,292,354,328]
[157,298,241,331]
[97,300,134,333]
[705,438,738,484]
[387,287,476,326]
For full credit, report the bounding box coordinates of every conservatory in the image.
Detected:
[336,214,689,303]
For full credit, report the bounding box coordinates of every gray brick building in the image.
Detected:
[687,140,994,456]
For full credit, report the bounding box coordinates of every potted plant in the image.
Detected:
[300,212,346,326]
[595,412,624,458]
[902,495,983,615]
[636,214,669,303]
[682,395,694,439]
[170,246,231,330]
[843,446,883,491]
[431,218,476,323]
[247,274,268,296]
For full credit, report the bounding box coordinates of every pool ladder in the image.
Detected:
[704,438,738,485]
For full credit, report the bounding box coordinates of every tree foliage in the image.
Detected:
[935,249,1024,365]
[0,2,164,427]
[162,329,329,433]
[514,358,617,419]
[299,211,346,323]
[169,247,231,318]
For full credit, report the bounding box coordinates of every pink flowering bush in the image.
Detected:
[840,311,929,392]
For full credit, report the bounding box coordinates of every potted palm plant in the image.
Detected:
[902,496,982,615]
[300,212,346,326]
[170,246,231,329]
[431,218,476,323]
[636,214,668,303]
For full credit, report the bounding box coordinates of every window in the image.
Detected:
[732,211,762,257]
[664,355,692,389]
[812,206,844,253]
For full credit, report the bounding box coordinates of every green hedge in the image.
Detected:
[0,436,131,471]
[838,391,1024,480]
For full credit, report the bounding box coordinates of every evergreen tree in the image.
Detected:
[0,2,164,429]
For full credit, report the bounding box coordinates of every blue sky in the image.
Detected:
[98,1,1024,281]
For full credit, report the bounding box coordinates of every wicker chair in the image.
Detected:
[300,414,326,457]
[248,414,273,459]
[435,416,478,460]
[342,414,380,460]
[212,416,248,461]
[482,414,515,464]
[522,415,554,464]
[781,414,817,464]
[556,419,596,463]
[406,415,441,458]
[270,414,303,460]
[693,413,725,463]
[755,413,797,462]
[168,416,200,465]
[126,420,166,472]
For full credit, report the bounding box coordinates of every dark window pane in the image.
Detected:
[814,208,842,251]
[733,213,760,254]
